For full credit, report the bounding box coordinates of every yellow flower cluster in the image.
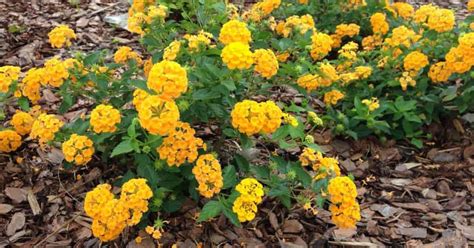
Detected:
[403,51,429,74]
[307,111,323,126]
[253,49,279,79]
[128,12,148,35]
[370,13,389,35]
[233,178,264,222]
[355,66,372,79]
[48,25,76,48]
[132,88,150,109]
[399,71,416,91]
[338,41,358,61]
[332,23,360,47]
[219,20,252,45]
[445,32,474,74]
[62,134,94,166]
[362,97,380,111]
[184,30,214,52]
[310,32,333,61]
[158,122,205,166]
[319,63,340,86]
[128,3,167,35]
[144,58,153,78]
[390,3,414,20]
[147,5,168,21]
[192,154,223,198]
[384,26,420,49]
[250,0,281,20]
[43,57,69,87]
[90,104,121,133]
[469,0,474,12]
[163,40,182,61]
[297,74,319,92]
[324,90,344,106]
[147,61,188,100]
[299,148,341,179]
[426,8,455,33]
[30,114,64,144]
[428,62,451,83]
[0,130,22,153]
[11,111,34,136]
[84,179,153,242]
[413,4,438,24]
[362,35,383,51]
[282,113,298,127]
[114,46,143,65]
[128,0,154,16]
[0,66,21,93]
[221,42,254,70]
[231,100,283,136]
[276,15,315,37]
[347,0,366,8]
[327,176,360,229]
[137,95,180,136]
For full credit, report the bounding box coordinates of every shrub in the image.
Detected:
[0,0,473,242]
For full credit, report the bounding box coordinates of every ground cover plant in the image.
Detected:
[0,0,473,245]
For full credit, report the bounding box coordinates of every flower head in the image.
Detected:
[30,114,64,144]
[137,96,180,136]
[253,49,279,79]
[0,66,21,93]
[90,104,121,133]
[192,154,223,198]
[147,61,188,100]
[48,25,76,48]
[11,111,34,135]
[0,130,22,152]
[221,42,254,70]
[158,122,205,166]
[219,20,252,45]
[62,134,95,165]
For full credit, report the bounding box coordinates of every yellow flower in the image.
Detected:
[361,97,380,111]
[163,40,182,61]
[120,178,153,226]
[0,66,21,93]
[390,3,414,19]
[48,25,76,48]
[21,68,43,103]
[144,58,153,78]
[328,176,360,229]
[183,30,213,52]
[328,176,357,205]
[43,57,69,87]
[90,104,121,133]
[62,134,95,166]
[192,154,223,198]
[335,23,360,38]
[403,51,429,73]
[30,114,64,144]
[0,130,22,153]
[314,154,341,179]
[469,0,474,12]
[445,47,471,74]
[354,66,372,79]
[362,35,383,51]
[338,41,358,61]
[137,96,180,136]
[297,74,320,92]
[147,5,168,21]
[383,26,420,49]
[399,72,416,91]
[114,46,143,65]
[428,62,452,83]
[147,60,188,100]
[319,63,339,86]
[219,20,252,45]
[253,49,279,79]
[299,147,317,167]
[282,113,298,127]
[231,100,264,135]
[259,101,283,134]
[221,42,254,70]
[158,122,205,167]
[91,198,130,242]
[298,0,308,4]
[276,15,315,37]
[232,194,258,222]
[132,88,150,109]
[308,111,323,126]
[128,0,154,16]
[310,32,333,61]
[236,178,264,204]
[427,8,455,33]
[11,111,34,136]
[329,201,361,229]
[370,13,389,35]
[135,236,143,244]
[414,4,438,24]
[276,52,290,62]
[128,12,147,35]
[84,184,115,219]
[324,90,344,106]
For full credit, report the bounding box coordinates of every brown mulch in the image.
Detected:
[1,0,474,247]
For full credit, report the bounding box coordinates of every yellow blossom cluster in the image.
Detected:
[114,46,143,65]
[30,114,64,144]
[11,111,34,136]
[192,154,223,198]
[399,71,416,91]
[403,51,429,75]
[0,130,22,153]
[275,15,315,37]
[370,13,389,35]
[48,25,76,48]
[332,23,360,48]
[362,97,380,111]
[469,0,474,12]
[147,61,188,100]
[253,49,279,79]
[132,88,150,109]
[390,3,414,20]
[299,148,341,179]
[426,8,455,33]
[231,100,283,136]
[84,179,153,242]
[221,42,254,70]
[90,104,121,133]
[43,57,69,87]
[282,113,298,127]
[428,62,451,83]
[384,26,421,49]
[158,122,205,166]
[145,225,163,240]
[128,3,167,35]
[137,95,180,136]
[307,111,323,126]
[297,74,320,92]
[354,66,372,79]
[445,32,474,74]
[184,30,214,52]
[0,66,21,93]
[324,90,345,106]
[163,40,182,61]
[219,20,252,45]
[310,32,333,61]
[233,178,264,222]
[62,134,95,165]
[249,0,281,21]
[327,176,361,229]
[338,42,358,61]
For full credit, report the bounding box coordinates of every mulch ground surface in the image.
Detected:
[1,0,473,247]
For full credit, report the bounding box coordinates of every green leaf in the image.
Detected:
[222,165,237,189]
[110,139,134,157]
[251,165,270,180]
[162,196,184,213]
[222,206,241,227]
[234,154,250,172]
[289,163,312,187]
[410,138,423,148]
[197,201,222,222]
[17,97,30,111]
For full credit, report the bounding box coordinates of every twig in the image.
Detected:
[328,241,378,248]
[34,214,81,248]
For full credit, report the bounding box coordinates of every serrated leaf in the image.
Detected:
[197,201,222,222]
